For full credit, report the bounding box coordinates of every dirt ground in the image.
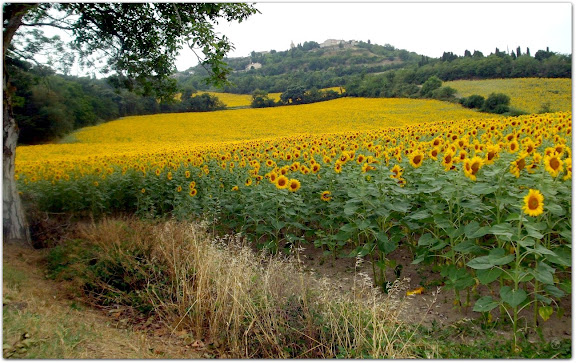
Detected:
[293,244,571,343]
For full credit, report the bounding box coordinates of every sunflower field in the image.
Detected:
[15,97,571,345]
[446,78,572,114]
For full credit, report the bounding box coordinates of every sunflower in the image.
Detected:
[544,154,563,177]
[185,170,191,178]
[269,171,278,183]
[231,185,239,191]
[357,154,366,164]
[409,150,424,168]
[442,150,455,171]
[361,163,376,173]
[527,153,542,174]
[463,156,484,181]
[141,188,146,194]
[245,177,253,186]
[334,162,343,174]
[189,181,196,189]
[523,138,536,154]
[288,178,301,192]
[276,175,289,189]
[189,188,198,197]
[483,144,499,165]
[510,152,528,178]
[320,191,332,202]
[167,171,173,181]
[563,157,572,180]
[508,140,519,153]
[176,185,182,193]
[523,189,544,217]
[311,163,321,173]
[429,148,439,161]
[390,164,403,179]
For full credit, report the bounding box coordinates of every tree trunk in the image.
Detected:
[3,89,31,245]
[3,3,34,246]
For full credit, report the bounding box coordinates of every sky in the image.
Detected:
[175,2,573,72]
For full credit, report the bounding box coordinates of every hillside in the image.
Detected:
[178,40,571,95]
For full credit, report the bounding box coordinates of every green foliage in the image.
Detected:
[460,94,485,109]
[482,92,511,114]
[430,86,457,101]
[251,90,276,108]
[183,92,226,112]
[420,76,442,97]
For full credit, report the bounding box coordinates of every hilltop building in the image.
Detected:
[320,39,358,49]
[245,62,262,71]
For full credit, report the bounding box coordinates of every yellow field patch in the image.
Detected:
[16,97,499,163]
[206,92,252,108]
[445,78,571,114]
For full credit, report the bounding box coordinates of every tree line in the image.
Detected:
[9,40,571,145]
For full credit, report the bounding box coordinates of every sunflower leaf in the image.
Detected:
[473,296,500,312]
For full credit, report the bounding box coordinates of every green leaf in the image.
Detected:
[532,244,557,257]
[538,306,554,322]
[418,233,436,247]
[544,246,571,267]
[500,286,528,308]
[453,240,483,254]
[532,262,555,285]
[544,284,565,298]
[473,296,500,312]
[464,222,491,239]
[376,232,397,254]
[467,256,494,270]
[517,238,535,248]
[559,279,571,294]
[488,223,513,239]
[545,203,564,216]
[524,225,544,239]
[470,182,498,195]
[408,210,431,220]
[476,268,503,285]
[488,247,515,265]
[534,293,552,305]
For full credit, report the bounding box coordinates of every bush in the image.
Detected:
[481,92,510,113]
[431,86,457,101]
[460,94,485,109]
[251,90,276,108]
[183,92,226,112]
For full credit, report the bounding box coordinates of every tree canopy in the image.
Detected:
[3,2,258,244]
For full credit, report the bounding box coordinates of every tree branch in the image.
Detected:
[20,22,74,31]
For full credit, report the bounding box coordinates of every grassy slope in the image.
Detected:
[2,244,203,359]
[445,78,572,114]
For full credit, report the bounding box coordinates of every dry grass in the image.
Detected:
[66,217,436,358]
[2,244,190,359]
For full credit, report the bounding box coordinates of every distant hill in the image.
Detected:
[177,40,571,95]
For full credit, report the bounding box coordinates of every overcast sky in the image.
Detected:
[175,2,572,71]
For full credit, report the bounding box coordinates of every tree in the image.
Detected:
[482,92,510,114]
[280,85,306,105]
[3,3,258,245]
[251,90,276,108]
[460,94,485,109]
[420,75,442,97]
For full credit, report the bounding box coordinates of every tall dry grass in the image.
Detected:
[72,217,436,358]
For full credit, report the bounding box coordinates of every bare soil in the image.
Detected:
[294,243,571,343]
